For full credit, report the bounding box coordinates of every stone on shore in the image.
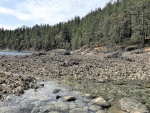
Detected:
[118,97,149,113]
[64,96,76,102]
[91,97,110,107]
[84,93,96,99]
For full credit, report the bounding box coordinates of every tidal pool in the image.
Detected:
[0,81,100,113]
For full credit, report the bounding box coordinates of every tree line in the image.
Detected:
[0,0,150,51]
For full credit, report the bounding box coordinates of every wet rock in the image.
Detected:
[89,105,102,111]
[31,107,40,113]
[0,80,5,84]
[91,97,110,108]
[55,100,69,111]
[33,84,44,89]
[0,94,3,100]
[0,106,19,113]
[6,96,12,101]
[69,108,88,113]
[84,94,96,99]
[75,100,86,107]
[69,102,78,109]
[56,95,61,99]
[64,96,76,102]
[118,97,149,113]
[48,111,59,113]
[15,86,24,96]
[53,89,61,93]
[96,110,107,113]
[0,85,2,91]
[25,76,36,82]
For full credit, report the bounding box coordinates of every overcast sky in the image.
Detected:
[0,0,111,30]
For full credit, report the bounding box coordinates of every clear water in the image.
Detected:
[0,81,85,113]
[0,51,31,56]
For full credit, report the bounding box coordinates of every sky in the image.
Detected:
[0,0,111,30]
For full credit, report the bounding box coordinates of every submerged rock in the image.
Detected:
[64,96,76,102]
[53,89,61,93]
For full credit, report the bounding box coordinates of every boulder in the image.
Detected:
[91,97,110,107]
[118,98,149,113]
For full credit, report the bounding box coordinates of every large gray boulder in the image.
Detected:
[118,98,149,113]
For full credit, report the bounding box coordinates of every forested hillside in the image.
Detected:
[0,0,150,51]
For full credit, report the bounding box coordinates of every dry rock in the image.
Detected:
[118,98,149,113]
[91,97,110,107]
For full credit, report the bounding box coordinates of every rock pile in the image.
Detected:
[0,73,38,98]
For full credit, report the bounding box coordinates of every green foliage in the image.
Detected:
[0,0,150,51]
[130,33,140,44]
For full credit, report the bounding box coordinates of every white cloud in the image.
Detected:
[0,6,31,20]
[0,24,20,30]
[0,0,110,29]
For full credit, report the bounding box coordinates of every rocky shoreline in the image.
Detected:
[0,49,150,113]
